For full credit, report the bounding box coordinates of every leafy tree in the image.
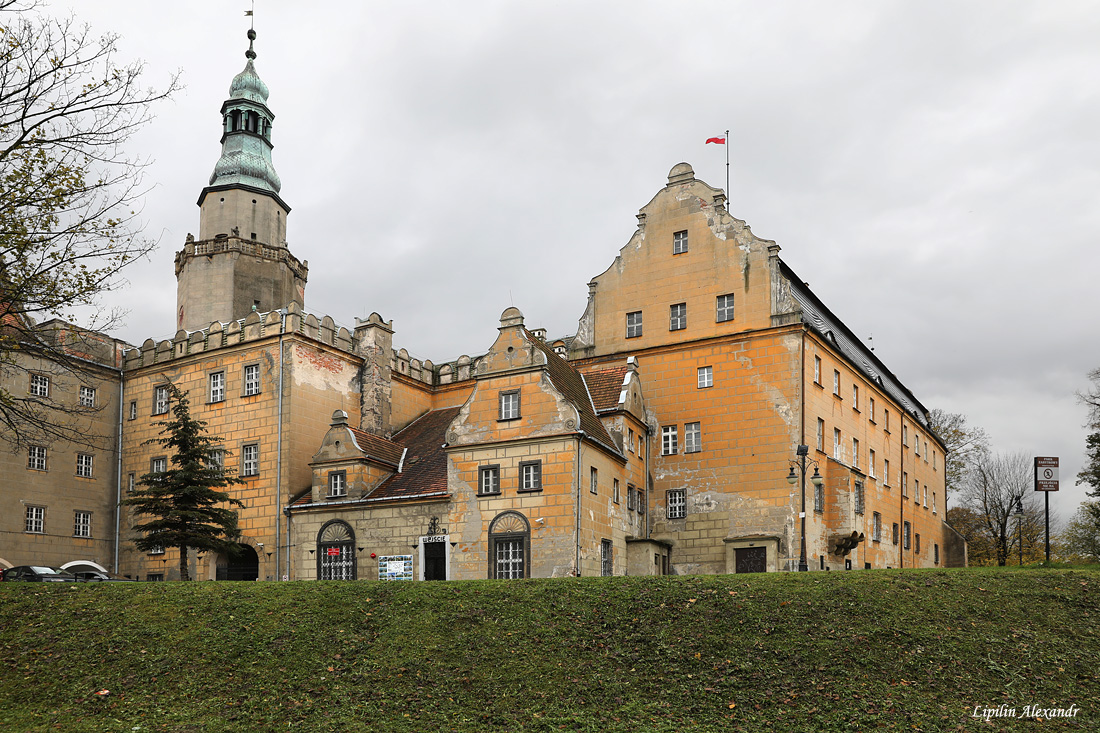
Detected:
[960,451,1039,566]
[122,385,244,581]
[1060,501,1100,563]
[0,1,179,447]
[1076,368,1100,496]
[946,506,997,566]
[928,408,990,500]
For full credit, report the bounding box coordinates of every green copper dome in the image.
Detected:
[205,30,281,195]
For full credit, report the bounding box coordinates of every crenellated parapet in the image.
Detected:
[174,234,308,282]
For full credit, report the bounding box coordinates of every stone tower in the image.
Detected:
[174,28,307,332]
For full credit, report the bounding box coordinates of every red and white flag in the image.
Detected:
[705,134,726,145]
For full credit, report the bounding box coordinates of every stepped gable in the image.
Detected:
[347,427,404,468]
[364,406,462,502]
[578,365,628,413]
[524,330,620,457]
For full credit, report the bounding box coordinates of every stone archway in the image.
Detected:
[216,544,259,581]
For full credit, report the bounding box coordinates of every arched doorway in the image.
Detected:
[317,520,356,580]
[488,511,530,579]
[216,544,259,581]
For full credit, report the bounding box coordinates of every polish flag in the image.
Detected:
[705,134,726,145]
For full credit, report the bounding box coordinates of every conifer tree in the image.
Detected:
[123,384,244,581]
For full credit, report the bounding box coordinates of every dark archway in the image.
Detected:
[216,544,259,581]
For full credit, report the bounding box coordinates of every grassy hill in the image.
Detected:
[1,567,1097,732]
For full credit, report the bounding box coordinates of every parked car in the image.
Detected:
[72,570,136,582]
[1,566,78,582]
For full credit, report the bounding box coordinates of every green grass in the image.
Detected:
[1,568,1097,732]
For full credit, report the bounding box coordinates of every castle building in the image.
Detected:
[0,31,965,580]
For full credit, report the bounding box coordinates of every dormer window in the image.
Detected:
[328,471,347,498]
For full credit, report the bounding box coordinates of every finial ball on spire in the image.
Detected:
[248,29,257,41]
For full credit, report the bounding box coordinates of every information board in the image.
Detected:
[1034,456,1059,492]
[377,554,414,581]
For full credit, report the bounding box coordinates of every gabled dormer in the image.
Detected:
[308,410,405,503]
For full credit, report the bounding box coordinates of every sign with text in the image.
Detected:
[1034,457,1059,492]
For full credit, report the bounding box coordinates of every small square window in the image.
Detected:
[79,386,96,408]
[74,511,91,538]
[499,391,520,421]
[154,386,169,415]
[716,294,735,323]
[684,422,702,453]
[661,426,678,456]
[152,456,167,474]
[209,371,226,403]
[697,366,713,389]
[76,453,94,478]
[241,443,259,477]
[669,303,687,331]
[328,471,347,498]
[673,230,688,254]
[27,445,47,471]
[520,461,542,491]
[25,506,45,534]
[590,467,598,495]
[626,310,643,338]
[244,364,261,396]
[207,449,225,469]
[667,489,686,519]
[478,465,500,495]
[30,374,49,398]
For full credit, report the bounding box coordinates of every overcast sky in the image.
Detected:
[55,1,1100,520]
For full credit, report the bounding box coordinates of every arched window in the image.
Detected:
[488,511,530,579]
[317,520,356,580]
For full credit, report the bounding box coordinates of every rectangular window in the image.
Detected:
[74,511,91,538]
[76,453,94,478]
[667,489,686,519]
[636,488,645,515]
[27,445,47,471]
[590,467,598,495]
[520,461,542,491]
[902,472,908,497]
[916,533,921,554]
[869,448,876,478]
[207,449,225,469]
[934,543,940,564]
[242,443,259,477]
[854,481,864,515]
[904,521,912,550]
[892,523,899,545]
[79,386,96,407]
[149,545,164,556]
[933,491,937,515]
[25,506,45,533]
[923,484,928,507]
[884,409,890,432]
[614,479,621,504]
[852,384,859,408]
[661,426,678,455]
[673,229,688,254]
[152,456,167,474]
[914,478,920,503]
[627,483,635,510]
[869,397,876,422]
[244,364,261,396]
[716,294,735,323]
[669,303,687,331]
[833,370,840,396]
[816,418,824,452]
[601,539,613,577]
[499,390,520,420]
[833,428,842,461]
[884,459,890,486]
[902,424,909,447]
[626,310,643,338]
[697,366,713,388]
[209,371,225,403]
[814,481,824,513]
[684,422,701,453]
[493,537,524,579]
[128,401,137,420]
[627,428,635,452]
[478,465,500,495]
[932,450,937,470]
[154,386,169,415]
[872,512,882,542]
[852,438,859,469]
[328,471,347,498]
[914,433,920,456]
[127,473,135,493]
[814,356,821,384]
[30,374,49,397]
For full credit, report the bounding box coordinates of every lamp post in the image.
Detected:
[1014,498,1024,567]
[786,444,824,572]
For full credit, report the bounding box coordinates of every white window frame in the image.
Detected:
[852,384,859,407]
[716,293,734,323]
[902,471,908,497]
[209,371,226,403]
[667,489,686,519]
[478,465,501,495]
[74,510,92,538]
[627,428,635,453]
[626,310,643,338]
[833,370,840,396]
[673,229,688,254]
[669,303,687,331]
[520,461,542,491]
[25,506,45,533]
[244,364,261,396]
[816,418,824,452]
[242,443,259,477]
[852,438,859,469]
[128,401,137,420]
[30,374,49,398]
[814,356,821,384]
[869,448,876,478]
[328,471,347,498]
[869,397,876,422]
[152,457,167,474]
[684,422,701,454]
[884,459,891,486]
[661,425,678,455]
[28,445,47,471]
[697,366,713,389]
[154,386,169,415]
[833,428,842,461]
[614,479,621,504]
[79,386,96,408]
[590,466,598,495]
[499,391,520,420]
[76,453,94,478]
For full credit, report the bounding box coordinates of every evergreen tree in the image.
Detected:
[122,384,244,580]
[1077,368,1100,496]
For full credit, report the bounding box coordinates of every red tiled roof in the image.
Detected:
[580,365,628,412]
[364,406,462,502]
[525,332,620,456]
[348,427,405,468]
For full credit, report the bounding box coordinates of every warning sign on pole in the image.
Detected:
[1034,457,1059,492]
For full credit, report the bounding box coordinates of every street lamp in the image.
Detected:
[1014,498,1025,567]
[786,444,824,572]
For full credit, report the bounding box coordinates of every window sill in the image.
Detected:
[326,494,347,500]
[813,381,824,389]
[833,394,843,401]
[625,334,642,339]
[497,416,521,423]
[517,487,543,494]
[477,491,501,498]
[242,392,262,398]
[868,419,876,426]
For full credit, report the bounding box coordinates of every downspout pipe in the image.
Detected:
[276,308,286,580]
[113,368,125,574]
[575,435,582,576]
[899,418,905,570]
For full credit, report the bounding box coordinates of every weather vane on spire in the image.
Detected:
[244,1,257,60]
